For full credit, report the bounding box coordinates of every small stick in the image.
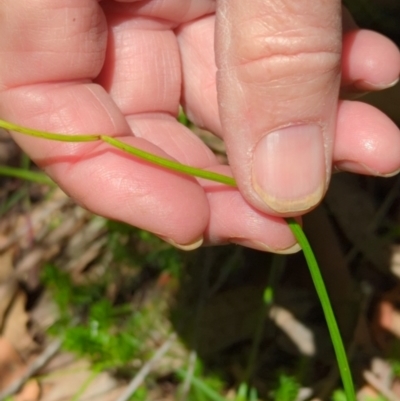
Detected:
[0,339,62,401]
[116,333,177,401]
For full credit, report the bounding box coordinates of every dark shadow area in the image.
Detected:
[170,171,400,398]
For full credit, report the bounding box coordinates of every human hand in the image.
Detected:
[0,0,399,252]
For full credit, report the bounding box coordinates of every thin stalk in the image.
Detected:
[244,254,286,386]
[0,119,356,401]
[287,218,356,401]
[101,136,237,186]
[70,368,100,401]
[176,369,227,401]
[0,119,99,142]
[0,165,55,186]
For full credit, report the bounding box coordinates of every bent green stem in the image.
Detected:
[0,118,356,401]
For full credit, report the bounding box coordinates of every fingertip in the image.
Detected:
[201,166,299,252]
[160,236,204,251]
[342,29,400,91]
[334,100,400,177]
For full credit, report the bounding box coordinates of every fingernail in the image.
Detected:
[252,125,326,213]
[336,160,400,178]
[230,238,301,254]
[362,77,399,91]
[161,236,203,251]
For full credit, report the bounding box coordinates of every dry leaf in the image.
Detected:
[372,284,400,350]
[390,245,400,278]
[0,337,24,389]
[269,305,315,356]
[3,291,36,355]
[0,249,18,328]
[0,338,40,401]
[40,359,121,401]
[15,379,40,401]
[0,279,18,328]
[0,249,14,281]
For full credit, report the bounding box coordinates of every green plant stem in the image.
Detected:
[0,119,98,142]
[287,218,356,401]
[101,136,237,186]
[0,165,55,186]
[176,369,227,401]
[0,118,356,401]
[71,368,100,401]
[244,254,286,386]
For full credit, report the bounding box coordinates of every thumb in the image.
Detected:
[215,0,341,215]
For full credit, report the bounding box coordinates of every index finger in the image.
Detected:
[0,0,211,246]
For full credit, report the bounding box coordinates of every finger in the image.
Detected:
[125,117,299,252]
[341,29,400,94]
[101,1,298,253]
[96,2,181,117]
[177,15,222,136]
[95,1,219,167]
[200,167,300,253]
[215,0,342,216]
[333,100,400,176]
[125,115,218,168]
[179,10,400,137]
[105,0,215,24]
[0,0,107,89]
[0,0,210,247]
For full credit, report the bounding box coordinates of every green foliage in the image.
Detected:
[236,383,258,401]
[332,389,389,401]
[390,358,400,377]
[177,366,261,401]
[0,165,54,185]
[178,107,190,127]
[332,389,348,401]
[61,312,141,369]
[107,220,183,278]
[387,340,400,378]
[41,264,104,314]
[182,359,227,401]
[128,386,148,401]
[271,374,300,401]
[42,264,152,372]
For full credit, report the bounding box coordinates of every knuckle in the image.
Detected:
[227,15,341,85]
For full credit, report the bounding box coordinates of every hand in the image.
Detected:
[0,0,399,253]
[214,1,400,215]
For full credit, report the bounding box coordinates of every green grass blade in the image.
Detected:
[286,218,356,401]
[0,165,55,186]
[176,369,227,401]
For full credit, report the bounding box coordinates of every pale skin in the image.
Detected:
[0,0,399,252]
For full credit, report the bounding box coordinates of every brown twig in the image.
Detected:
[116,333,177,401]
[0,339,62,400]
